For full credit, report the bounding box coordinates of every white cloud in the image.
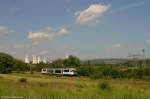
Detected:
[57,28,69,35]
[28,31,49,39]
[0,26,13,34]
[112,43,121,48]
[28,26,70,40]
[76,4,110,24]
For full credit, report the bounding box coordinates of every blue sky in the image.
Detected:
[0,0,150,59]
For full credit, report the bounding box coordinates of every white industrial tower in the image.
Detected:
[42,57,47,63]
[37,56,41,64]
[25,55,48,64]
[65,54,69,59]
[25,55,30,63]
[32,55,38,64]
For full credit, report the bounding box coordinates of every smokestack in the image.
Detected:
[42,57,47,63]
[32,55,37,64]
[65,54,69,59]
[37,56,41,63]
[25,55,29,63]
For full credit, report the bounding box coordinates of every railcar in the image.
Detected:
[41,68,77,76]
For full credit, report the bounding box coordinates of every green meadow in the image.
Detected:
[0,73,149,99]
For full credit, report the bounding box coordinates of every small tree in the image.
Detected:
[34,62,49,72]
[64,55,80,67]
[13,59,28,73]
[0,52,14,73]
[52,59,64,67]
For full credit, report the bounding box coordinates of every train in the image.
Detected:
[41,68,77,76]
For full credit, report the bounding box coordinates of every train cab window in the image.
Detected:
[71,70,77,72]
[42,69,46,71]
[64,70,69,72]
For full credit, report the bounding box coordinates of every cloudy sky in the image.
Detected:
[0,0,150,59]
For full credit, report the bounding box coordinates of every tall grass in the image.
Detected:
[0,74,149,99]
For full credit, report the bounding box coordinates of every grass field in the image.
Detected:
[0,73,150,99]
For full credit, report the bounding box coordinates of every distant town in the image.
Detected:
[24,54,69,64]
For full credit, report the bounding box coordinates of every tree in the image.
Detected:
[63,55,80,67]
[77,66,93,76]
[51,55,80,67]
[52,58,64,67]
[34,62,50,72]
[0,52,14,73]
[13,59,28,73]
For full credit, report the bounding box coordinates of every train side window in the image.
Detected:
[55,70,61,73]
[48,70,53,73]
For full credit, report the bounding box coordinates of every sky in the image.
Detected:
[0,0,150,60]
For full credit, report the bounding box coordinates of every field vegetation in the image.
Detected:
[0,73,150,99]
[0,52,150,99]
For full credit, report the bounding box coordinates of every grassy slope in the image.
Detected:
[0,73,150,99]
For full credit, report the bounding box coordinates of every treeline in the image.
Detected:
[0,53,28,73]
[0,52,80,73]
[0,52,150,79]
[78,66,150,79]
[79,59,150,79]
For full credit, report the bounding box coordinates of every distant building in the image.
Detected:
[24,55,47,64]
[32,55,38,64]
[49,60,53,63]
[42,58,47,63]
[65,54,69,59]
[37,57,41,64]
[25,55,30,63]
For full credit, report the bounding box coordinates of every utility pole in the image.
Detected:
[128,49,146,78]
[142,49,146,78]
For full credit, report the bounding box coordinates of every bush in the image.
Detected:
[98,81,110,90]
[90,66,125,79]
[77,66,93,76]
[76,84,85,88]
[125,68,149,79]
[144,67,150,76]
[19,78,27,83]
[90,67,104,79]
[13,59,28,72]
[102,66,125,79]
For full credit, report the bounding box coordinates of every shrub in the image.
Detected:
[76,84,85,88]
[90,66,125,79]
[13,59,28,72]
[102,66,125,79]
[77,66,93,76]
[98,81,110,90]
[144,67,150,76]
[19,78,27,83]
[126,68,144,79]
[90,67,104,79]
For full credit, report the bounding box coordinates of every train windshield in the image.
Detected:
[42,69,46,71]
